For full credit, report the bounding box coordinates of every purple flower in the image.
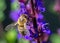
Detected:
[17,33,22,39]
[10,10,20,22]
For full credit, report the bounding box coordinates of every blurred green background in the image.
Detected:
[44,0,60,32]
[0,0,60,43]
[1,0,60,32]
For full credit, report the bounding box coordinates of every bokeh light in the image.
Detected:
[0,0,6,11]
[50,34,60,43]
[48,3,58,14]
[5,29,17,43]
[11,0,19,11]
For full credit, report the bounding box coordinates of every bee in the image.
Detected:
[15,14,28,36]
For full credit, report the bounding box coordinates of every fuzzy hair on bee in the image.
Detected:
[15,14,28,36]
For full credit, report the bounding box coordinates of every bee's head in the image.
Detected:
[21,14,28,19]
[19,14,28,21]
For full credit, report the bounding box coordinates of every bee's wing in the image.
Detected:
[5,23,17,32]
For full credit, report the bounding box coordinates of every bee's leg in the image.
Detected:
[18,26,22,34]
[14,22,18,26]
[18,26,25,36]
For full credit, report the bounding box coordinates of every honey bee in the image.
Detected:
[15,14,28,36]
